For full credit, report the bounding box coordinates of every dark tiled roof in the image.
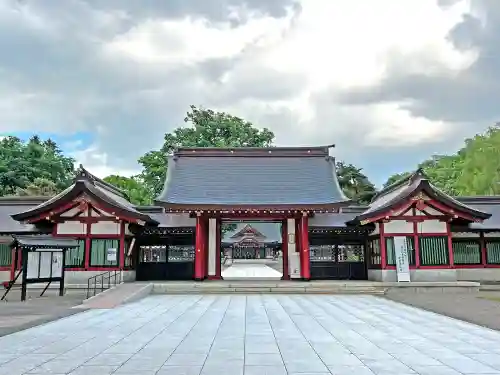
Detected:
[156,146,350,209]
[11,166,158,225]
[11,234,79,248]
[309,213,358,227]
[0,198,51,234]
[149,213,195,227]
[455,197,500,230]
[351,169,491,224]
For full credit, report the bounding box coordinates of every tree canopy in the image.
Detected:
[0,106,379,206]
[103,175,152,206]
[0,136,75,196]
[382,124,500,195]
[336,162,377,204]
[138,105,275,201]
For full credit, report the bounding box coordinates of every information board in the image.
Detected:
[393,236,411,282]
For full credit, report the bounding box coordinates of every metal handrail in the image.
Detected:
[86,270,120,299]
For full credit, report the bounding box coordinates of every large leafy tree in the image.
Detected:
[139,105,275,199]
[0,136,75,196]
[336,162,377,204]
[103,175,152,205]
[382,124,500,196]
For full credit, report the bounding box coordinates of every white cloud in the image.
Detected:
[102,0,475,153]
[1,0,489,181]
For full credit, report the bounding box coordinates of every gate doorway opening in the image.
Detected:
[220,220,285,280]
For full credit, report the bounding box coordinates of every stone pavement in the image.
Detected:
[1,295,500,374]
[221,262,282,280]
[0,289,87,337]
[385,289,500,331]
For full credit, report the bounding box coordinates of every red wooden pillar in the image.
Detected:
[281,219,289,280]
[119,222,125,270]
[300,215,310,280]
[379,221,387,269]
[194,215,205,281]
[215,218,222,279]
[446,222,454,268]
[480,232,487,266]
[413,221,421,268]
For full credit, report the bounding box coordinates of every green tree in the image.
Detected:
[336,162,377,204]
[138,105,275,199]
[382,172,412,188]
[381,123,500,196]
[0,136,75,196]
[15,178,59,196]
[103,175,153,205]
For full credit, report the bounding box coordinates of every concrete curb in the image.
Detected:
[121,283,153,304]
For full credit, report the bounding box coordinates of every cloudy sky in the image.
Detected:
[0,0,498,186]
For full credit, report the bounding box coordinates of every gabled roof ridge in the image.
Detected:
[173,145,335,158]
[75,165,130,201]
[230,223,266,239]
[371,168,428,202]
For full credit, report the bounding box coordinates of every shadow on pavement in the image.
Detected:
[0,289,88,337]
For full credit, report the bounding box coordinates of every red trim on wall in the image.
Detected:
[427,200,476,222]
[0,266,10,271]
[364,200,416,224]
[26,202,80,223]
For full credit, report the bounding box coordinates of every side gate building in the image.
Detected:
[1,145,500,284]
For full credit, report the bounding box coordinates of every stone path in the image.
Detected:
[1,295,500,374]
[221,263,282,280]
[385,289,500,331]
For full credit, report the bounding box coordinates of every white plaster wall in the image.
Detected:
[64,270,136,285]
[57,222,86,235]
[384,220,412,233]
[456,268,500,281]
[411,269,457,282]
[124,224,133,236]
[59,207,82,217]
[369,269,458,282]
[208,218,216,276]
[416,220,447,234]
[371,223,380,235]
[484,232,500,237]
[90,222,120,235]
[452,232,480,238]
[287,218,300,278]
[0,270,10,282]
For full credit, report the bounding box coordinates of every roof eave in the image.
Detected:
[352,180,491,224]
[156,200,353,212]
[11,181,158,225]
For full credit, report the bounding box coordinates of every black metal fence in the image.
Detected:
[86,270,121,299]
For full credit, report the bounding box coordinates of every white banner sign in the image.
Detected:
[107,248,117,262]
[393,237,411,282]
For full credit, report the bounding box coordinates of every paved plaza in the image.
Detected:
[1,295,500,374]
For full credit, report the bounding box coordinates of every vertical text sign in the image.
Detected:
[393,237,411,282]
